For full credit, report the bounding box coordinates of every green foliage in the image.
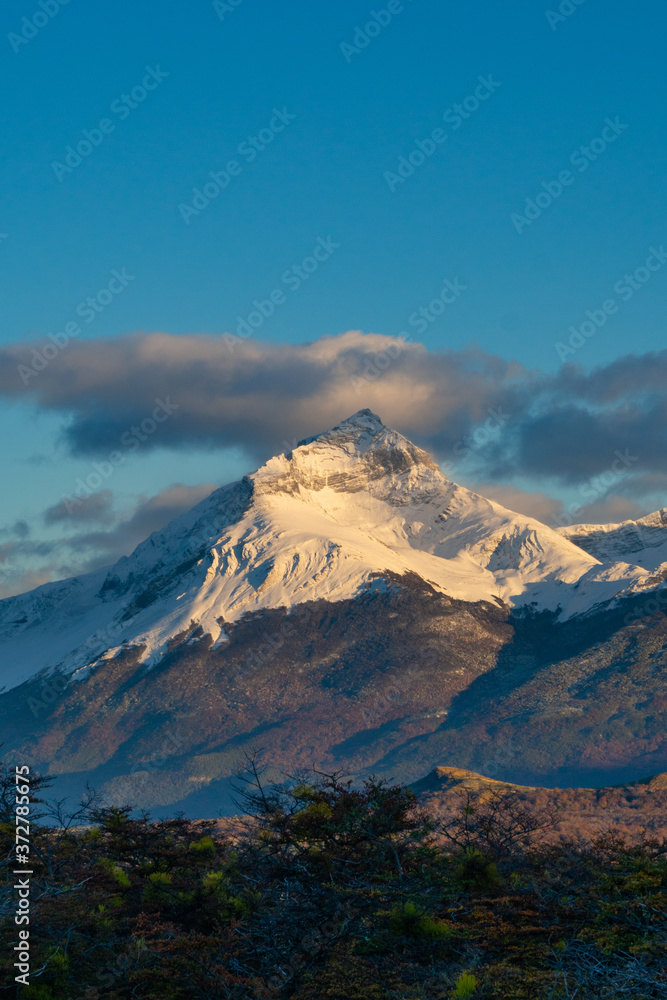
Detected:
[189,834,215,853]
[19,987,58,1000]
[46,950,69,973]
[454,971,478,997]
[1,754,666,1000]
[454,846,501,890]
[103,805,130,831]
[388,901,451,940]
[101,858,131,887]
[144,870,173,900]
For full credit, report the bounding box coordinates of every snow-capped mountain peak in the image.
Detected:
[256,409,441,501]
[0,412,663,692]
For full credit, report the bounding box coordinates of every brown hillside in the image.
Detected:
[413,765,667,842]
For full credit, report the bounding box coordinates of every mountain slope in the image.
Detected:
[410,766,667,842]
[3,574,667,815]
[561,508,667,570]
[0,410,659,693]
[1,410,666,813]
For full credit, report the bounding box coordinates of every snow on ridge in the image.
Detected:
[0,411,664,692]
[560,508,667,570]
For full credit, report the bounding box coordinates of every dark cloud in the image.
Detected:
[63,483,217,571]
[516,401,667,483]
[0,483,216,599]
[0,331,526,461]
[468,484,564,525]
[0,539,57,565]
[0,330,665,498]
[44,490,115,526]
[556,353,667,402]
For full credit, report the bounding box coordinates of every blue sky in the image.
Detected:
[1,0,666,595]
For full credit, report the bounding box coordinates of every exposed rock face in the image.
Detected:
[561,508,667,569]
[2,409,663,693]
[1,410,666,814]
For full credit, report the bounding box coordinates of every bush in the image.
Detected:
[454,846,501,890]
[388,901,451,941]
[1,753,665,999]
[454,971,478,997]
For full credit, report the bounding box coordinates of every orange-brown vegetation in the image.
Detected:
[413,766,667,843]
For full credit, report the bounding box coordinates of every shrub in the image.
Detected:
[454,972,478,997]
[454,846,501,890]
[389,901,451,941]
[1,752,666,1000]
[189,834,215,853]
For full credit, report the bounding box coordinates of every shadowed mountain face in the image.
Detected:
[1,411,667,813]
[3,575,667,816]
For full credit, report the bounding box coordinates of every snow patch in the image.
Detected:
[0,410,663,693]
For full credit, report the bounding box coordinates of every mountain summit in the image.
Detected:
[0,410,663,693]
[2,411,667,811]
